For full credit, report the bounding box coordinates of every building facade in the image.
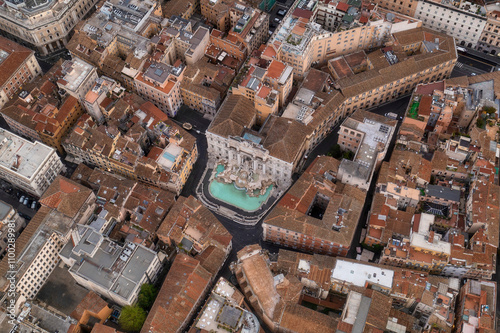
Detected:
[478,3,500,55]
[414,0,486,48]
[0,36,41,109]
[134,61,184,117]
[0,0,100,57]
[0,129,64,197]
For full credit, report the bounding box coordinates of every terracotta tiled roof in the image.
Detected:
[91,324,124,333]
[261,116,311,163]
[39,176,93,219]
[70,291,111,326]
[264,156,366,247]
[0,36,34,88]
[208,94,256,138]
[141,254,212,333]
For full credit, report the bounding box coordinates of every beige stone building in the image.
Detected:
[201,0,235,32]
[181,60,235,118]
[415,0,486,48]
[67,0,161,83]
[270,4,421,77]
[232,58,294,123]
[159,16,210,65]
[337,110,397,190]
[368,0,418,17]
[0,0,100,57]
[57,57,99,102]
[207,94,310,190]
[263,156,366,256]
[479,3,500,55]
[334,27,457,115]
[134,61,184,117]
[0,36,41,109]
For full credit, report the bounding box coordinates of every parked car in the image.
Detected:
[19,195,25,203]
[277,9,286,16]
[385,112,398,120]
[23,198,29,206]
[274,17,281,23]
[31,201,37,209]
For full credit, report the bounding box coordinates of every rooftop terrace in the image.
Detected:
[0,129,56,179]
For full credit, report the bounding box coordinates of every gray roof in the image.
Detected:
[0,200,12,220]
[339,159,371,181]
[67,226,158,303]
[352,295,371,333]
[426,185,460,202]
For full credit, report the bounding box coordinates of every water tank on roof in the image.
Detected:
[386,13,395,22]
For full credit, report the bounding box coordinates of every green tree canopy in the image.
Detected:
[482,106,496,114]
[137,283,158,310]
[119,305,147,332]
[477,117,485,129]
[328,144,342,159]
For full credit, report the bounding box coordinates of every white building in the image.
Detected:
[0,129,64,197]
[330,259,395,292]
[57,57,99,102]
[414,0,487,48]
[61,225,161,306]
[337,111,396,191]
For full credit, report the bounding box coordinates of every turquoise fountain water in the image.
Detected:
[209,164,273,211]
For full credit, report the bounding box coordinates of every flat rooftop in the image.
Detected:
[331,260,394,289]
[352,117,393,168]
[426,184,461,202]
[36,265,90,316]
[0,200,13,220]
[59,58,94,93]
[0,129,55,179]
[410,233,451,255]
[156,143,183,170]
[67,227,156,301]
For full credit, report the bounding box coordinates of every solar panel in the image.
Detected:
[154,68,163,76]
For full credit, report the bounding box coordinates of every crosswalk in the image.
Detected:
[455,62,464,68]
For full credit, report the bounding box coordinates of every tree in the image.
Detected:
[476,117,485,129]
[137,283,158,310]
[342,150,354,161]
[482,106,496,114]
[328,144,342,159]
[119,305,147,332]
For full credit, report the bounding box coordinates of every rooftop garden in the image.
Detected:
[286,34,302,46]
[407,100,420,119]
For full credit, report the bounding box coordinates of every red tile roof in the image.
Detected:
[336,2,350,12]
[0,36,34,88]
[141,254,212,333]
[267,60,286,79]
[292,8,314,20]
